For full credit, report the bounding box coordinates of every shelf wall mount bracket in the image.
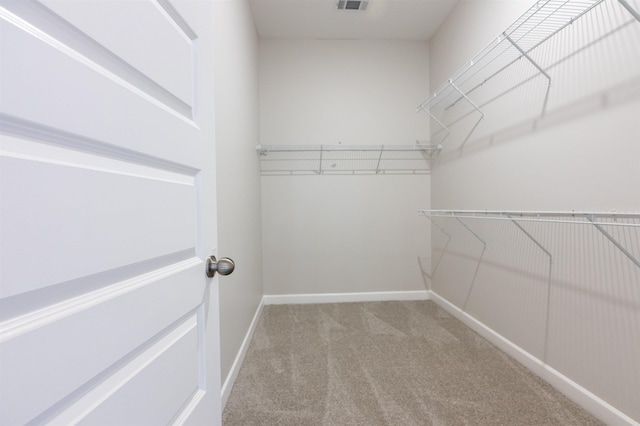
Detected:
[507,214,554,362]
[418,103,451,145]
[586,214,640,268]
[449,80,485,148]
[375,145,385,174]
[420,212,452,275]
[503,32,552,85]
[506,215,553,263]
[503,32,552,114]
[618,0,640,22]
[454,217,487,311]
[449,80,485,119]
[317,145,324,175]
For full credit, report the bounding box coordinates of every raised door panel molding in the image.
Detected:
[38,0,195,109]
[0,136,198,298]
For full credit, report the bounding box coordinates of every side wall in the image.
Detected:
[213,0,263,392]
[259,40,431,296]
[428,0,640,423]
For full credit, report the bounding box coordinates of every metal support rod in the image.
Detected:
[454,217,487,311]
[421,107,451,144]
[449,80,485,119]
[503,32,552,84]
[455,217,487,246]
[587,215,640,268]
[375,145,384,174]
[507,216,553,261]
[460,115,484,149]
[448,80,485,148]
[508,215,554,363]
[541,79,551,116]
[318,145,323,174]
[422,214,452,275]
[619,0,640,22]
[422,213,452,240]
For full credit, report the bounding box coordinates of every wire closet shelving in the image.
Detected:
[420,209,640,367]
[419,210,640,268]
[256,144,441,176]
[417,0,640,147]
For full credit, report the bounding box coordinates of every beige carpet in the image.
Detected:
[223,300,601,425]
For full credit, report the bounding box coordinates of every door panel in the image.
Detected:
[0,7,197,153]
[1,265,204,425]
[1,142,198,297]
[60,316,201,426]
[39,0,195,106]
[0,0,220,424]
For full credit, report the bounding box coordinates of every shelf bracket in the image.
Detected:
[375,145,384,174]
[507,215,553,262]
[503,32,552,114]
[503,33,552,84]
[449,80,485,119]
[418,105,451,145]
[619,0,640,22]
[454,217,487,310]
[317,145,324,175]
[507,215,554,362]
[421,213,452,275]
[586,214,640,268]
[449,80,485,148]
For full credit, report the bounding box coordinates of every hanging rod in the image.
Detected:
[256,144,442,154]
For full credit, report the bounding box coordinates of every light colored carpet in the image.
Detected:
[223,300,601,425]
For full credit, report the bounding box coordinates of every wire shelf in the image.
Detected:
[419,209,640,227]
[420,209,640,268]
[418,0,640,146]
[256,144,441,176]
[419,0,604,113]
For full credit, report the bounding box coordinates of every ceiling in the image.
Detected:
[248,0,459,41]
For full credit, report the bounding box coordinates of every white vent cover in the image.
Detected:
[336,0,369,11]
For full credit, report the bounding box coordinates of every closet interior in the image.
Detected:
[217,0,640,424]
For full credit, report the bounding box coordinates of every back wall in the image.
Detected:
[259,39,432,296]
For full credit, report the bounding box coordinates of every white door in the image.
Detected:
[0,1,223,424]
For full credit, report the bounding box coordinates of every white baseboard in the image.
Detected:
[263,290,430,305]
[222,289,636,425]
[428,290,639,426]
[221,296,264,410]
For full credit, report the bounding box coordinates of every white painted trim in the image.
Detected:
[263,290,430,305]
[428,290,639,426]
[51,316,198,424]
[220,296,264,409]
[0,257,201,344]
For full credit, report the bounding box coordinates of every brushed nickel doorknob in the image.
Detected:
[206,255,235,278]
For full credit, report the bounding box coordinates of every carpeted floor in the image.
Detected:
[223,300,601,425]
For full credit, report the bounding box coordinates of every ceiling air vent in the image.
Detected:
[336,0,369,11]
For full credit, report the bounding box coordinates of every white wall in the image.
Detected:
[428,0,640,423]
[259,40,431,296]
[213,0,263,389]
